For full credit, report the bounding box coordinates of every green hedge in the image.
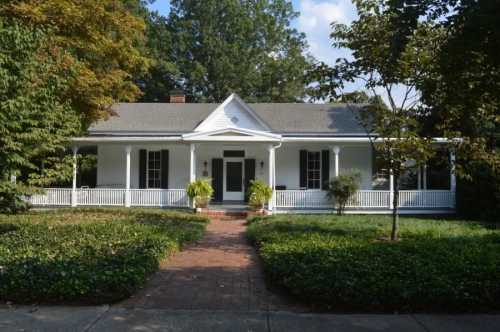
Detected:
[0,208,208,304]
[247,215,500,312]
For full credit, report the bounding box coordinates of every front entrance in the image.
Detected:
[223,160,244,201]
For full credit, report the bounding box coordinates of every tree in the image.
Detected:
[315,0,440,239]
[168,0,313,102]
[384,0,500,221]
[2,0,150,125]
[0,20,80,212]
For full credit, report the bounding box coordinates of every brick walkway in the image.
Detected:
[119,218,303,311]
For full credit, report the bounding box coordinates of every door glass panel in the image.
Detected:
[226,162,243,192]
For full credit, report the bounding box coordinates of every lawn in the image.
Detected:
[0,208,208,304]
[247,214,500,312]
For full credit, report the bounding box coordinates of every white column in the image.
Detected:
[389,169,394,209]
[333,146,340,177]
[417,166,422,190]
[450,150,456,192]
[125,145,131,207]
[423,164,428,190]
[268,145,274,211]
[71,146,78,207]
[189,144,196,183]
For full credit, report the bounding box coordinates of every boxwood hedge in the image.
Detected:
[247,215,500,312]
[0,208,208,304]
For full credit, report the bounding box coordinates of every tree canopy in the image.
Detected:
[165,0,313,102]
[2,0,150,125]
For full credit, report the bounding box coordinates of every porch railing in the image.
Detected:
[29,188,454,210]
[28,188,189,208]
[275,190,455,209]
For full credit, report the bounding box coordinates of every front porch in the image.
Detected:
[28,139,457,214]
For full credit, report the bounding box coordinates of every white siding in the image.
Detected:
[195,99,265,132]
[97,144,190,189]
[275,143,373,190]
[96,142,373,190]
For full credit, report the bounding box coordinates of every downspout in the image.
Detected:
[271,141,282,212]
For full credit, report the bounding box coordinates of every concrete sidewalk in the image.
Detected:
[1,306,499,332]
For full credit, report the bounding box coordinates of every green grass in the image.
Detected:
[0,208,208,304]
[247,214,500,312]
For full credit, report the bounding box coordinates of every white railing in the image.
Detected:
[275,190,330,208]
[77,189,126,206]
[28,188,189,208]
[398,190,455,208]
[130,189,189,207]
[29,188,72,206]
[346,190,390,208]
[275,189,455,210]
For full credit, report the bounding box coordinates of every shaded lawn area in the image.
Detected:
[0,208,208,304]
[247,214,500,312]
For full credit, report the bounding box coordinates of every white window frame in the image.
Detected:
[306,151,322,190]
[147,150,161,189]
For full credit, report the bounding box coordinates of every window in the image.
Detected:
[223,150,245,158]
[147,151,161,188]
[307,151,321,189]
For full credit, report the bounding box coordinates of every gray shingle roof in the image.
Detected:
[88,103,368,136]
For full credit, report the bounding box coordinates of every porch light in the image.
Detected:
[203,161,208,177]
[260,160,264,169]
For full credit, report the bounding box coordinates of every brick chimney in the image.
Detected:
[169,90,185,103]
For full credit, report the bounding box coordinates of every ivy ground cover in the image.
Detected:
[247,214,500,312]
[0,208,208,304]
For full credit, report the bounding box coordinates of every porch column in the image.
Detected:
[333,146,340,177]
[450,150,456,192]
[268,145,275,211]
[71,146,78,207]
[389,169,394,209]
[124,145,131,207]
[423,164,428,190]
[189,144,196,208]
[189,143,196,183]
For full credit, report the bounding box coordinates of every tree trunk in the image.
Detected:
[391,175,399,241]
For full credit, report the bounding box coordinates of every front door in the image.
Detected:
[223,160,244,201]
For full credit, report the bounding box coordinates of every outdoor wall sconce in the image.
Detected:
[260,161,265,169]
[202,160,208,177]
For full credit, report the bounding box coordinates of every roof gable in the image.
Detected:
[194,94,270,132]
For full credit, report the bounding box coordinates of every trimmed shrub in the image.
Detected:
[248,215,500,312]
[326,172,361,215]
[0,208,208,304]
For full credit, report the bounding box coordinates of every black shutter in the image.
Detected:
[139,149,147,189]
[244,159,256,202]
[160,150,169,189]
[300,150,307,189]
[321,150,330,190]
[212,158,223,202]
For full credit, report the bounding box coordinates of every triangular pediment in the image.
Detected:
[194,94,270,132]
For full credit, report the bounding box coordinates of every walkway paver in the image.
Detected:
[119,218,302,311]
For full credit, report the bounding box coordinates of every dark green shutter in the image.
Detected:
[212,158,223,202]
[244,159,256,202]
[139,149,147,189]
[160,150,169,189]
[300,150,307,189]
[321,150,330,190]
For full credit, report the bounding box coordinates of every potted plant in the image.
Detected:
[326,171,361,215]
[247,179,273,213]
[186,178,214,211]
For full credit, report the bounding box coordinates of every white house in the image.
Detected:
[30,93,456,213]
